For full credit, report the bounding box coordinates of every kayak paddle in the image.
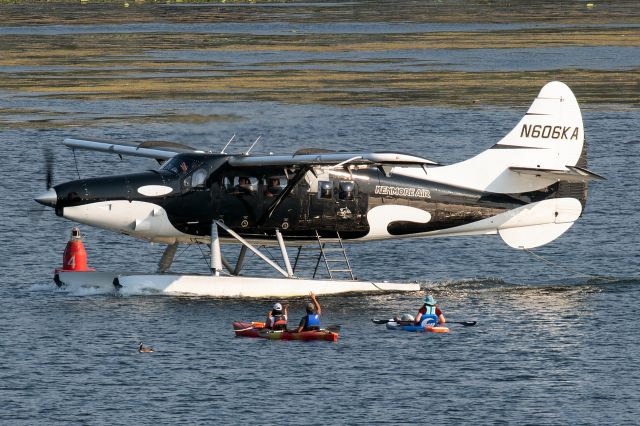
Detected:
[372,318,476,326]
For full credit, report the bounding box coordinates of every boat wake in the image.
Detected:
[416,275,633,295]
[420,277,612,292]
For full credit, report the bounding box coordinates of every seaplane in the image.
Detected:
[35,81,603,297]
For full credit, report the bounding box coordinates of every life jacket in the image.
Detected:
[269,313,287,330]
[304,314,321,331]
[419,304,438,327]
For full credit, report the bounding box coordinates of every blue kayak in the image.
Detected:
[385,321,449,333]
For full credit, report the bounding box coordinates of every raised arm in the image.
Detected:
[310,292,321,316]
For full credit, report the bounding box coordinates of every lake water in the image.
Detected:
[1,1,639,424]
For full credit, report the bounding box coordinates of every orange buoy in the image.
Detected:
[56,227,95,272]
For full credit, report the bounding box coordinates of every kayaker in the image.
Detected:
[296,292,322,332]
[414,294,446,327]
[265,302,288,330]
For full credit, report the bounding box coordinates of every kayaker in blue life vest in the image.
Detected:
[265,302,288,330]
[296,292,322,332]
[414,294,446,327]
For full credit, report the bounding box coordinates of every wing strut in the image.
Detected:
[212,220,291,277]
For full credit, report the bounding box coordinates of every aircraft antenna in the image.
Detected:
[244,135,262,155]
[220,134,236,154]
[72,148,82,180]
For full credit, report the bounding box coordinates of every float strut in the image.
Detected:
[276,229,294,278]
[233,246,248,276]
[213,220,289,277]
[157,243,178,273]
[210,222,223,276]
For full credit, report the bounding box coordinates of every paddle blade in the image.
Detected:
[455,321,477,326]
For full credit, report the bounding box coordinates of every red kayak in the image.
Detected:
[232,321,339,342]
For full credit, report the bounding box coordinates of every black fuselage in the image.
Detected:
[52,153,558,243]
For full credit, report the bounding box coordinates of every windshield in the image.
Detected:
[160,155,203,176]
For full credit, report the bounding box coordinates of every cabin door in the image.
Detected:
[215,173,263,230]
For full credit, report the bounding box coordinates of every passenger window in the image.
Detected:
[339,181,354,200]
[265,176,285,197]
[226,176,257,195]
[223,176,234,192]
[318,181,333,199]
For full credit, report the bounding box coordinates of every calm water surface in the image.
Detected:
[1,2,639,424]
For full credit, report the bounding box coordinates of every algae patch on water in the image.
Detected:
[0,0,638,130]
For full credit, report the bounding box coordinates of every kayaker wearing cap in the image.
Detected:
[296,292,322,332]
[414,294,446,327]
[266,302,288,330]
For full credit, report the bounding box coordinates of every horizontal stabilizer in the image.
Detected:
[497,197,582,249]
[509,165,605,183]
[422,198,582,249]
[499,222,575,249]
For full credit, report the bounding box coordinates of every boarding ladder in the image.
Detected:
[311,230,355,280]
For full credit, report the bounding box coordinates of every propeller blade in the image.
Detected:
[44,147,54,189]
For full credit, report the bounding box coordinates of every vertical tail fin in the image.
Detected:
[427,81,585,194]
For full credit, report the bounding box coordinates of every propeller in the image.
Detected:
[33,147,57,209]
[44,146,54,189]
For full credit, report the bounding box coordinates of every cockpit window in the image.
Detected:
[184,168,207,189]
[161,156,202,176]
[191,169,207,187]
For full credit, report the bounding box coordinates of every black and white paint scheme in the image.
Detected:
[35,82,603,296]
